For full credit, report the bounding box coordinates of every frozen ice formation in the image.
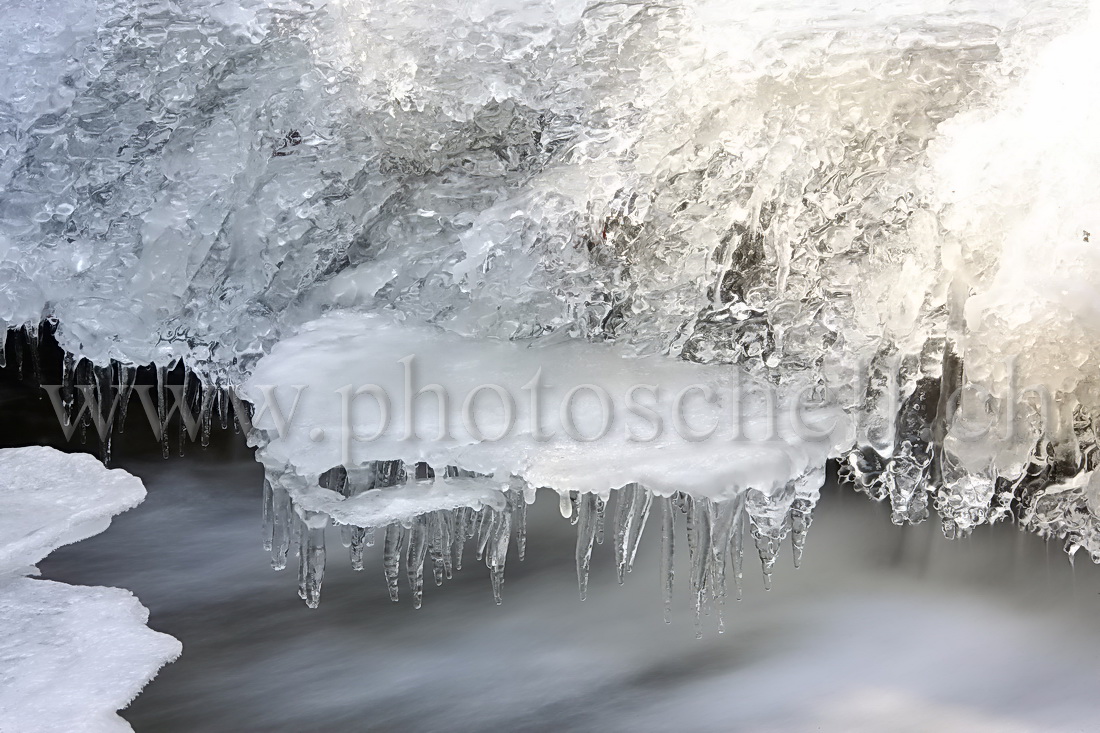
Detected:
[3,0,1100,610]
[0,447,181,732]
[247,310,838,618]
[246,312,844,495]
[0,446,146,575]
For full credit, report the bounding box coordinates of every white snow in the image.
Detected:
[246,310,847,504]
[0,578,181,733]
[0,446,146,576]
[0,447,181,733]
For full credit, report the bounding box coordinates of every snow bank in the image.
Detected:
[246,311,846,502]
[0,578,181,733]
[0,447,145,576]
[0,447,180,733]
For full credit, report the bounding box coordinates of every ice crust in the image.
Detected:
[0,578,181,733]
[0,447,181,732]
[247,311,846,499]
[0,446,146,575]
[247,311,839,617]
[3,0,1100,607]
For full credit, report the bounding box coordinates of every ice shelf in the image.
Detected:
[0,447,181,732]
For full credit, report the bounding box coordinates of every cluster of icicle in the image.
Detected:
[833,328,1100,563]
[2,321,247,464]
[262,460,817,635]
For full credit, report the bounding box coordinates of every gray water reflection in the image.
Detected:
[37,455,1100,733]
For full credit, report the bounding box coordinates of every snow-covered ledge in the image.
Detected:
[0,447,181,733]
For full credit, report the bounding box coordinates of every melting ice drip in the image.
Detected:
[264,461,816,636]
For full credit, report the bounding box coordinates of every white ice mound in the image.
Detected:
[0,447,181,733]
[245,311,846,617]
[0,578,181,733]
[246,310,847,502]
[0,446,145,575]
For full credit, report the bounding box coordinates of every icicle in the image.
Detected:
[451,507,467,572]
[383,523,405,602]
[270,485,292,570]
[440,511,453,581]
[789,497,814,568]
[746,489,785,591]
[732,497,746,601]
[559,491,572,519]
[200,383,214,448]
[349,527,369,571]
[575,493,599,600]
[689,498,712,638]
[595,496,606,545]
[707,497,742,634]
[487,503,511,605]
[515,490,528,562]
[262,478,274,552]
[177,367,190,457]
[406,516,428,609]
[0,328,6,369]
[219,387,229,430]
[297,514,327,609]
[613,483,652,583]
[475,506,493,561]
[428,511,447,586]
[156,364,169,459]
[115,362,135,434]
[92,364,115,463]
[658,495,675,623]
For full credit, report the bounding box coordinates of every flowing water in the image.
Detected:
[26,446,1100,732]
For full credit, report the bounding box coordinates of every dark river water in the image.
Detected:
[4,376,1100,732]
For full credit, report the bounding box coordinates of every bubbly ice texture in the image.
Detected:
[0,447,181,732]
[0,446,146,575]
[0,0,1084,375]
[3,0,1100,606]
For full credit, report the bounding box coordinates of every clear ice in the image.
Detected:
[3,0,1100,618]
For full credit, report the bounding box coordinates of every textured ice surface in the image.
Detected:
[3,0,1100,604]
[0,447,181,732]
[0,446,145,575]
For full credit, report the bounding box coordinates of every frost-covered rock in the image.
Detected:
[0,447,180,733]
